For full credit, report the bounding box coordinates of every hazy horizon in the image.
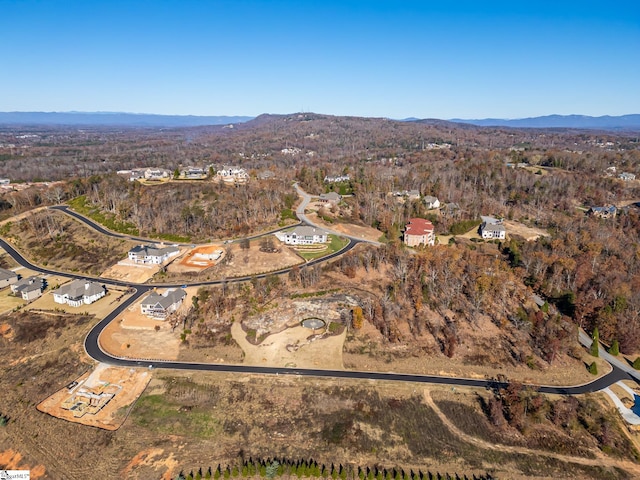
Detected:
[1,0,639,119]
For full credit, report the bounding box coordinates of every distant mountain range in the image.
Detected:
[448,114,640,130]
[0,111,253,127]
[1,111,639,130]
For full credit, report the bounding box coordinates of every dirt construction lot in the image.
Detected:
[503,220,550,241]
[231,321,345,369]
[101,261,160,284]
[37,363,152,430]
[205,239,303,278]
[175,244,225,271]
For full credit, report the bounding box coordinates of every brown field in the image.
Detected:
[37,363,152,430]
[101,261,161,284]
[157,238,303,283]
[3,210,140,276]
[503,220,551,241]
[1,306,636,480]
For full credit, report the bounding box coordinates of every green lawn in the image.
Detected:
[296,235,349,261]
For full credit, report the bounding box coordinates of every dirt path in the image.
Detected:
[423,389,640,475]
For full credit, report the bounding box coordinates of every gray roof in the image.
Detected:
[480,215,502,225]
[53,279,105,300]
[423,195,439,203]
[130,245,180,257]
[0,268,18,281]
[320,192,341,201]
[482,223,506,233]
[18,281,43,294]
[13,276,44,293]
[290,226,329,237]
[141,288,186,310]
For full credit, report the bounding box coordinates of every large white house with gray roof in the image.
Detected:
[140,288,187,319]
[479,216,506,240]
[128,244,180,264]
[275,226,329,245]
[52,279,106,307]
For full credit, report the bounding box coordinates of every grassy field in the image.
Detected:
[296,235,350,261]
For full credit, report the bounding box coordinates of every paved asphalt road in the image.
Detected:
[294,183,383,246]
[50,205,300,246]
[2,200,636,394]
[579,330,640,383]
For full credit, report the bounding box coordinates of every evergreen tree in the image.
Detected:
[609,339,620,356]
[590,327,600,357]
[266,461,280,480]
[589,361,598,375]
[633,357,640,370]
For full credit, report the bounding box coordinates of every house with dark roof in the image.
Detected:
[11,276,45,301]
[0,268,18,289]
[318,192,342,206]
[52,279,106,307]
[404,218,435,247]
[128,245,180,264]
[140,288,187,319]
[588,205,617,219]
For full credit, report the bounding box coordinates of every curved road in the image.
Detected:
[50,205,301,246]
[3,195,636,394]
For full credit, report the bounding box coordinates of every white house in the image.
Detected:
[217,166,249,184]
[275,226,329,245]
[128,245,180,264]
[144,168,170,180]
[479,217,506,240]
[52,279,106,307]
[324,174,350,183]
[423,196,441,210]
[140,288,187,319]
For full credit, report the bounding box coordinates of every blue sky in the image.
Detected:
[1,0,638,119]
